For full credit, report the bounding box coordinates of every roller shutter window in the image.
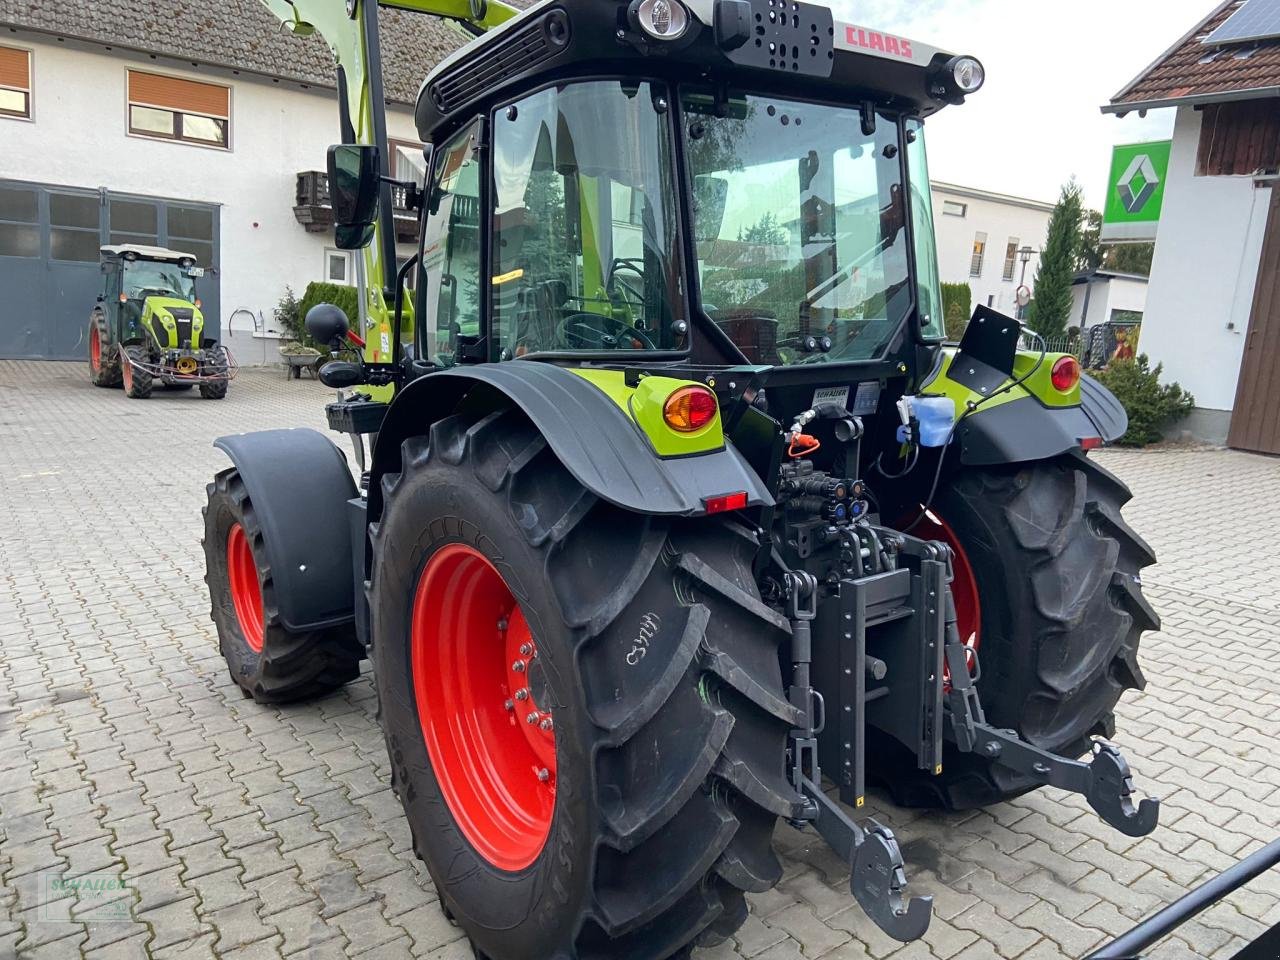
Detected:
[127,70,230,148]
[0,46,31,119]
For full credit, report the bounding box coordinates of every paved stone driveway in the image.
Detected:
[1,361,1278,960]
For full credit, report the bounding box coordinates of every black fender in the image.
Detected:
[958,375,1129,467]
[369,363,773,523]
[214,429,357,632]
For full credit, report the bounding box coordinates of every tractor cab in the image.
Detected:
[89,245,234,399]
[206,1,1160,956]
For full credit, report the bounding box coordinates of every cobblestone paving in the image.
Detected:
[1,360,1278,960]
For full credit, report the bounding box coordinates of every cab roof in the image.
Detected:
[414,0,963,142]
[100,244,198,264]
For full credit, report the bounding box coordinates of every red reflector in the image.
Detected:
[664,386,718,432]
[704,491,748,514]
[1051,356,1081,392]
[1080,436,1103,451]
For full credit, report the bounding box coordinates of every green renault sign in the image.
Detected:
[1101,140,1171,242]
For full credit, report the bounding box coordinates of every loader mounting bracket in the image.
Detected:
[944,641,1160,837]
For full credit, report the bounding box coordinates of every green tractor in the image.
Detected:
[202,0,1161,956]
[89,244,234,399]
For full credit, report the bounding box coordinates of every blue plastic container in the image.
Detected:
[915,396,956,447]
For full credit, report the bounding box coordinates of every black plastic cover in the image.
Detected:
[1080,372,1129,442]
[214,429,357,632]
[959,396,1113,466]
[371,363,774,520]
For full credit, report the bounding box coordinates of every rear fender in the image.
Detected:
[369,363,772,524]
[214,429,357,631]
[957,376,1128,466]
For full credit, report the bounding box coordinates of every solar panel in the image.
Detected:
[1204,0,1280,45]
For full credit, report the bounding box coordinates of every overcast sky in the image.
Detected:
[848,0,1216,210]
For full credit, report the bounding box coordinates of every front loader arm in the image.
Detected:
[257,0,517,367]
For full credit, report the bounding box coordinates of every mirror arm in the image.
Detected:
[390,252,420,374]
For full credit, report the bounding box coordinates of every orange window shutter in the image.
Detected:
[0,46,30,91]
[128,70,229,118]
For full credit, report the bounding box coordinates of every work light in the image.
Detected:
[634,0,689,39]
[948,56,984,94]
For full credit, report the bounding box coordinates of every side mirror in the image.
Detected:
[327,144,380,249]
[335,223,375,250]
[305,302,350,350]
[693,174,729,243]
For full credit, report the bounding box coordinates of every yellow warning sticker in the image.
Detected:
[491,268,525,285]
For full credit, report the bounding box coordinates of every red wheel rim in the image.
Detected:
[90,324,101,372]
[899,508,980,682]
[226,523,265,653]
[411,544,556,871]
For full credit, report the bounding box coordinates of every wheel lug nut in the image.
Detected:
[537,768,550,782]
[540,717,553,731]
[514,688,529,701]
[497,618,509,631]
[504,699,514,711]
[519,643,533,656]
[512,659,526,673]
[526,711,540,725]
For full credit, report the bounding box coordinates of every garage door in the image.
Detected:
[0,180,220,360]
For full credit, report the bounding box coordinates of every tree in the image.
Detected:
[1079,208,1154,277]
[1028,181,1083,337]
[1077,210,1103,274]
[1107,243,1155,276]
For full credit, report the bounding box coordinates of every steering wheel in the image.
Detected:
[606,258,647,313]
[557,312,656,351]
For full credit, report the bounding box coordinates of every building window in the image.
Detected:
[942,200,967,217]
[970,232,987,277]
[326,249,351,285]
[1002,238,1019,281]
[127,70,230,148]
[0,45,32,119]
[390,139,428,185]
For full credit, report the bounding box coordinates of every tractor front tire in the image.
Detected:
[370,408,796,960]
[89,314,122,388]
[121,346,153,399]
[203,468,363,703]
[200,346,231,400]
[875,451,1158,810]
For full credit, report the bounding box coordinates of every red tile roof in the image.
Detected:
[1107,0,1280,112]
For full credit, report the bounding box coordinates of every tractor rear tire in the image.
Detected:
[203,468,363,703]
[89,314,122,388]
[874,451,1158,810]
[370,407,797,960]
[122,346,153,399]
[200,346,230,400]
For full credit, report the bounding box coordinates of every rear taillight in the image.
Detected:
[663,386,718,432]
[1080,436,1103,451]
[1051,356,1080,392]
[704,492,748,514]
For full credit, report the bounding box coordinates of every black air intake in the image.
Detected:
[429,11,571,115]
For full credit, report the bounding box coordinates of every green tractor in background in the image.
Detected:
[89,244,234,399]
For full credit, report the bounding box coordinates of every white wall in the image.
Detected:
[931,184,1053,317]
[1140,106,1272,412]
[0,37,421,364]
[1070,274,1148,331]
